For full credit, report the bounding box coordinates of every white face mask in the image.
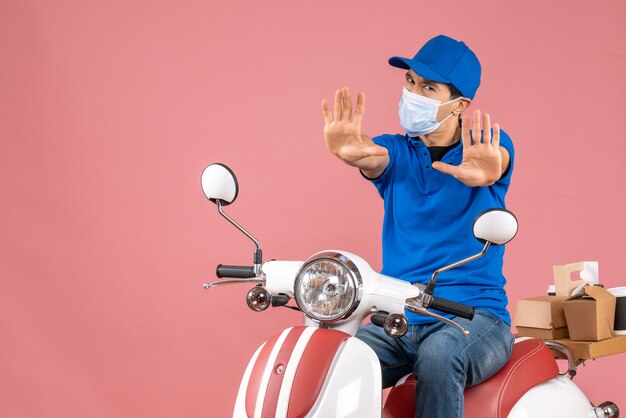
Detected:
[398,88,462,137]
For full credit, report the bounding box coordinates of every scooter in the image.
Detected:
[201,162,620,418]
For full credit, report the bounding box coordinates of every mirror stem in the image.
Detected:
[424,241,491,295]
[217,200,263,271]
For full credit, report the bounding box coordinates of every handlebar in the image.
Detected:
[216,264,256,278]
[428,296,474,320]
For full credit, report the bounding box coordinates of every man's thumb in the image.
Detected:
[432,161,458,177]
[364,145,388,157]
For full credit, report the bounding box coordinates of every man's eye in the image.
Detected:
[406,77,414,84]
[424,85,434,91]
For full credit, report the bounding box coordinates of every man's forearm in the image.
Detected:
[359,157,389,179]
[355,135,389,178]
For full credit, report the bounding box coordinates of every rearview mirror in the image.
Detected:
[201,163,239,206]
[473,209,518,246]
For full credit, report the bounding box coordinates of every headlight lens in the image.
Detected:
[294,253,362,322]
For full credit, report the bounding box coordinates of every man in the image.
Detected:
[321,35,515,418]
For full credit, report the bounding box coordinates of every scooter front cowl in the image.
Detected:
[233,326,382,418]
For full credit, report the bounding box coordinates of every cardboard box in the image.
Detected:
[553,261,598,296]
[551,335,626,360]
[514,296,569,339]
[562,285,616,341]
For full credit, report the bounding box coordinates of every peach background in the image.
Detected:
[1,0,625,417]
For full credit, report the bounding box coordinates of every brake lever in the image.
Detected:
[203,278,266,289]
[405,298,470,337]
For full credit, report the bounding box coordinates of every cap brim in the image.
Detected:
[388,56,451,85]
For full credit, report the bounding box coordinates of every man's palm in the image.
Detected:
[322,87,387,166]
[433,110,504,187]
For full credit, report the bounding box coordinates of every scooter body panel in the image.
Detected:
[233,326,381,418]
[508,375,597,418]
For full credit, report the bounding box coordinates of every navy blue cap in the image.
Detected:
[389,35,481,99]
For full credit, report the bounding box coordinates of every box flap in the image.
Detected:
[585,285,615,302]
[566,284,615,302]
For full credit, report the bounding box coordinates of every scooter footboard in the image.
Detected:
[233,326,382,418]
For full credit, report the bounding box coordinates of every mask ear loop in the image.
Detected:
[436,97,463,124]
[436,112,455,125]
[440,97,463,106]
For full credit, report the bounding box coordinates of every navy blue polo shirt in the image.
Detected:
[367,130,515,325]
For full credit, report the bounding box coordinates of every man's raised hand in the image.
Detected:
[322,87,388,169]
[432,109,509,187]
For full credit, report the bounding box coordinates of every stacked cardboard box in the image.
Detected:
[514,296,568,339]
[562,285,616,341]
[514,261,620,348]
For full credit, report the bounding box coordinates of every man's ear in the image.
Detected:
[453,98,471,115]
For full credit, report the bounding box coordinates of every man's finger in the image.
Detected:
[322,100,332,125]
[353,92,366,126]
[342,86,352,121]
[483,112,492,144]
[472,109,482,144]
[334,89,342,122]
[461,115,471,148]
[492,122,501,148]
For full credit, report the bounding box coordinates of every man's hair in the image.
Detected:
[447,83,463,99]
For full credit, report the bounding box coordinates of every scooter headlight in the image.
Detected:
[294,252,362,323]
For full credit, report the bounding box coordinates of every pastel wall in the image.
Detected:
[1,0,624,417]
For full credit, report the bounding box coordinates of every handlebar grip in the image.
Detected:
[371,311,389,328]
[429,297,475,320]
[216,264,255,278]
[271,294,290,307]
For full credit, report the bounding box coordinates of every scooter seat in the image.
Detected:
[383,338,559,418]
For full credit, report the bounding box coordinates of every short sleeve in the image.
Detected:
[496,129,515,186]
